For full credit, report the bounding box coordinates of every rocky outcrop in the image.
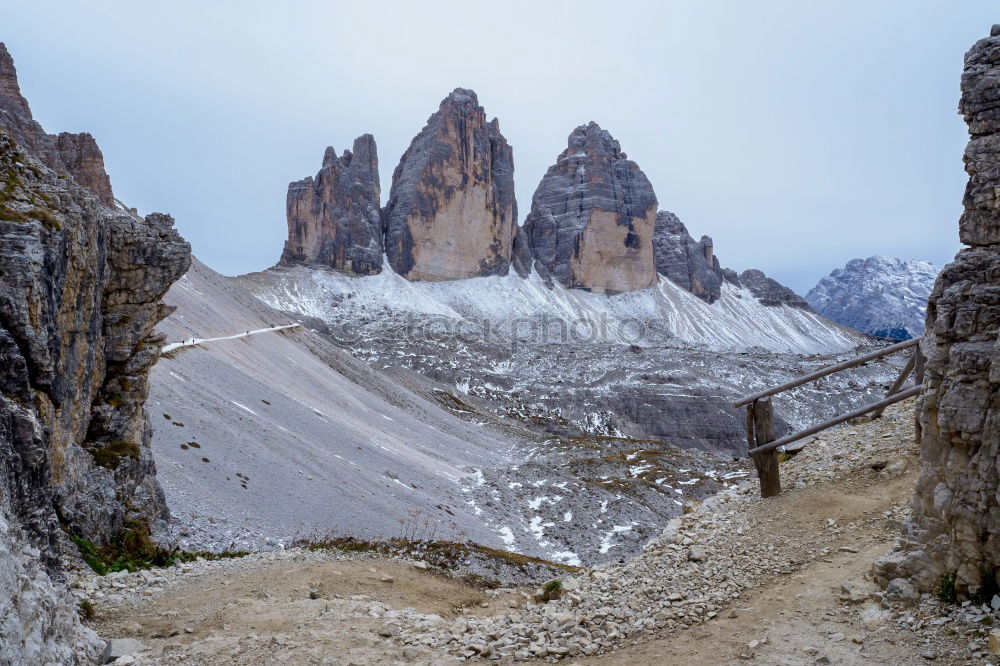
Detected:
[737,269,811,309]
[0,43,114,206]
[874,25,1000,600]
[0,120,188,658]
[653,210,723,303]
[383,88,517,281]
[522,122,658,294]
[280,135,382,275]
[806,256,938,340]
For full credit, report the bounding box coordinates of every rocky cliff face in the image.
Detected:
[737,269,811,309]
[0,43,114,206]
[806,256,938,340]
[521,122,658,294]
[0,55,190,659]
[874,26,1000,600]
[383,88,517,281]
[280,135,383,275]
[652,210,723,303]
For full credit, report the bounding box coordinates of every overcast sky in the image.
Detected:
[5,1,996,293]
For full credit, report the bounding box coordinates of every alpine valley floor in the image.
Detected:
[79,400,999,665]
[147,258,905,568]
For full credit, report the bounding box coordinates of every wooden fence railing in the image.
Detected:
[733,337,924,498]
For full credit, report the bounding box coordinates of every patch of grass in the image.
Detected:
[71,534,109,575]
[71,521,248,576]
[939,571,958,603]
[539,578,562,601]
[432,389,478,414]
[294,536,580,587]
[78,600,96,620]
[28,207,60,230]
[89,440,139,470]
[0,203,28,222]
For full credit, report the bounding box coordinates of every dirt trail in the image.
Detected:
[582,474,926,665]
[92,557,511,665]
[86,402,977,665]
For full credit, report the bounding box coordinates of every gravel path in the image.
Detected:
[161,323,300,353]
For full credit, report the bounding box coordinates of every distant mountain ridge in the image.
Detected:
[805,256,939,340]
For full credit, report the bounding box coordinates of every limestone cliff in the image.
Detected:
[0,59,190,659]
[521,122,658,294]
[737,269,812,309]
[875,25,1000,599]
[0,43,114,206]
[384,88,517,281]
[652,210,723,303]
[280,135,383,275]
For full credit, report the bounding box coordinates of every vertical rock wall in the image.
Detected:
[522,122,658,294]
[0,44,114,206]
[0,46,190,660]
[652,210,724,303]
[383,88,517,281]
[280,135,383,275]
[875,25,1000,599]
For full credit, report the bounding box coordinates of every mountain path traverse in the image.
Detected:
[161,324,301,353]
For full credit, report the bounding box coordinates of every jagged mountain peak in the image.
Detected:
[0,42,114,205]
[0,42,32,119]
[383,87,517,281]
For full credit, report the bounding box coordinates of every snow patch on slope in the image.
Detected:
[240,266,863,354]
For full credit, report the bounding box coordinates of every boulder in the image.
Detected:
[280,135,383,275]
[521,122,658,294]
[383,88,517,281]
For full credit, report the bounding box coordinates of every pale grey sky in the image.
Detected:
[5,1,995,292]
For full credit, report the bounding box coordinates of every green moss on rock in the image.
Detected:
[90,440,139,469]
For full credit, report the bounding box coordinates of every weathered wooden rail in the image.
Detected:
[734,337,923,497]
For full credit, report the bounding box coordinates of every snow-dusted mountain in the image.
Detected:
[805,256,939,340]
[241,263,864,355]
[151,258,757,564]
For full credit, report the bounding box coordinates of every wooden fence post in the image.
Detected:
[872,348,917,419]
[914,343,925,384]
[750,398,781,498]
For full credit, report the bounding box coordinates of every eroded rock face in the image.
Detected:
[384,88,517,281]
[653,210,723,303]
[280,135,382,275]
[874,25,1000,599]
[0,126,189,659]
[737,269,811,309]
[522,122,658,294]
[0,43,114,206]
[805,256,938,340]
